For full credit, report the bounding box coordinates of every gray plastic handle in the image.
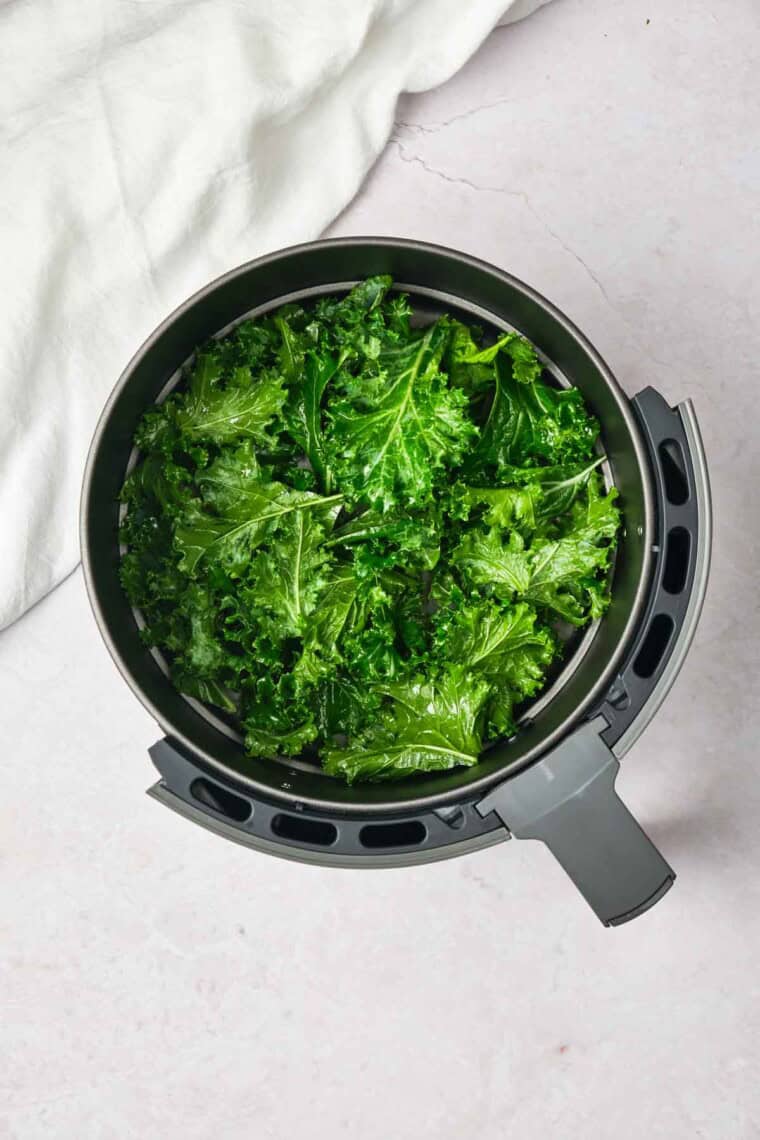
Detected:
[476,717,674,926]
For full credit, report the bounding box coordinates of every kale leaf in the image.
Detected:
[323,667,491,783]
[327,321,477,509]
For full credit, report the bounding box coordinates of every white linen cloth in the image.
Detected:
[0,0,549,630]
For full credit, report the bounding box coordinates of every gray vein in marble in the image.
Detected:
[389,136,674,375]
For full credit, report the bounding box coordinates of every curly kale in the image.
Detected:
[119,276,619,782]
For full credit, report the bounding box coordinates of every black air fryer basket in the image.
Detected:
[81,239,711,925]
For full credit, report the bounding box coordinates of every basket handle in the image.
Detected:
[476,717,674,926]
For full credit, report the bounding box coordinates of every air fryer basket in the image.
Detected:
[81,239,711,925]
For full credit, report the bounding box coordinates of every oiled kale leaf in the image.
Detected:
[119,277,619,782]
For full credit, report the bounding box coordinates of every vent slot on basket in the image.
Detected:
[633,614,675,679]
[658,439,689,505]
[359,821,427,849]
[190,778,252,823]
[662,527,690,594]
[271,813,337,846]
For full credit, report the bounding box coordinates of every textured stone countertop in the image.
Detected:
[2,1,758,1136]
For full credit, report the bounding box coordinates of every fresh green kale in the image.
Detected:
[119,276,619,782]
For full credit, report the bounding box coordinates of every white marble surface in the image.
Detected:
[2,1,759,1136]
